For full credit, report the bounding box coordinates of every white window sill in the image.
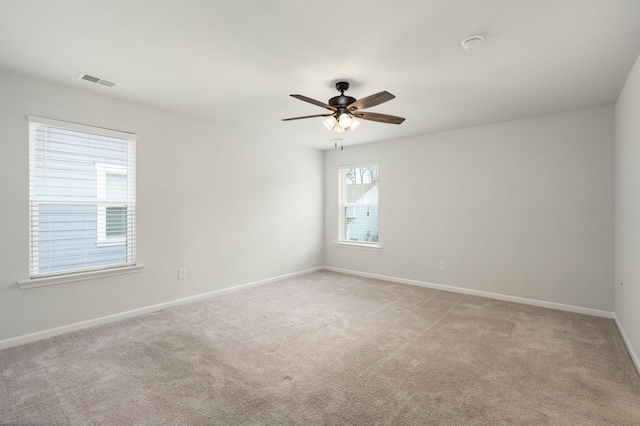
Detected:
[333,242,383,251]
[18,264,145,289]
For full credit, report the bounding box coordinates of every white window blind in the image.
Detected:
[28,116,138,278]
[338,163,379,244]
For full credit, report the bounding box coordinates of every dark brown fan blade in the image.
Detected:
[347,91,395,111]
[353,111,405,124]
[282,113,334,121]
[290,94,337,111]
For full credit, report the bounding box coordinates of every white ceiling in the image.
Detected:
[1,0,639,150]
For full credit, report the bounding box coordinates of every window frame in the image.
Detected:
[337,162,381,249]
[26,115,139,282]
[95,163,128,246]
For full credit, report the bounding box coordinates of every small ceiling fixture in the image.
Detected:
[282,81,405,134]
[461,35,484,51]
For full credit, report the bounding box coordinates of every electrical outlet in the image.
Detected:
[440,261,447,271]
[178,269,186,280]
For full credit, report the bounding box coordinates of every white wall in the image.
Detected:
[325,106,615,311]
[0,68,621,344]
[0,71,323,341]
[615,53,640,367]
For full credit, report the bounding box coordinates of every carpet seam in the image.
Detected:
[359,293,466,381]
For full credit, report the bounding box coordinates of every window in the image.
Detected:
[28,116,137,278]
[338,163,379,244]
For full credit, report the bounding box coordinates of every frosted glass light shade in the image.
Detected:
[338,113,352,129]
[323,116,337,130]
[333,125,346,134]
[349,118,361,131]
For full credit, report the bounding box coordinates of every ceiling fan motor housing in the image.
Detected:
[329,81,356,113]
[329,95,356,108]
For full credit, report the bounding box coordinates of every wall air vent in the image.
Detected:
[77,73,119,88]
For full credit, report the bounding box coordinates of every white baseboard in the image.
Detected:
[0,266,323,351]
[323,266,615,319]
[613,315,640,376]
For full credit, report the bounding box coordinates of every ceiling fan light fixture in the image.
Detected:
[323,116,337,130]
[338,113,352,129]
[283,81,405,130]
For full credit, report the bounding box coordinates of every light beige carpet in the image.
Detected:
[1,270,639,425]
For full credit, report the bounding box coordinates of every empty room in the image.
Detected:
[1,0,640,424]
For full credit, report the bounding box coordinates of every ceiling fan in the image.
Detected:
[282,81,405,134]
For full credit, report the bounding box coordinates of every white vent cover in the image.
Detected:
[77,73,119,88]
